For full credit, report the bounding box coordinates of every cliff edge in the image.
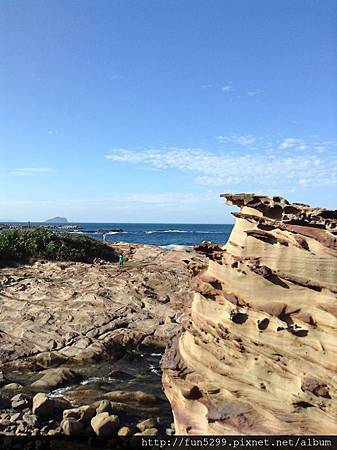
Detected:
[162,193,337,435]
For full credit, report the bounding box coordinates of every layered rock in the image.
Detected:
[162,194,337,435]
[0,243,205,375]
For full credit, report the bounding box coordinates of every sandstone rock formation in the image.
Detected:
[162,194,337,435]
[0,243,205,376]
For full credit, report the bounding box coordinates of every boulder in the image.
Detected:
[32,393,55,418]
[61,417,84,436]
[30,367,82,391]
[63,405,96,422]
[90,412,119,436]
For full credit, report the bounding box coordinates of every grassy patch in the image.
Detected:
[0,228,117,264]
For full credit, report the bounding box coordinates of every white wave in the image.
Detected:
[146,229,189,234]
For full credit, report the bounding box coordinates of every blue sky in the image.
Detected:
[0,0,336,223]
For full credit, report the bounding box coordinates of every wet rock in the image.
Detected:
[30,367,82,391]
[137,417,157,432]
[90,412,120,437]
[104,390,160,404]
[95,400,113,415]
[108,370,134,381]
[117,426,131,436]
[0,395,10,409]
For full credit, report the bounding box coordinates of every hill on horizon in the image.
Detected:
[45,217,69,224]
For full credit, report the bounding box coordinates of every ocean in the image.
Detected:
[12,223,234,247]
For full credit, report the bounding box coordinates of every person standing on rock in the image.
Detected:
[119,253,124,266]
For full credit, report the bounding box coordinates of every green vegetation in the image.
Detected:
[0,228,117,264]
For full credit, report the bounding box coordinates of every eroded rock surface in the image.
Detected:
[162,194,337,435]
[0,243,205,377]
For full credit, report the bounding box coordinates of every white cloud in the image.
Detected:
[247,89,261,97]
[221,82,233,93]
[13,167,55,176]
[105,141,337,191]
[279,138,308,150]
[218,135,256,146]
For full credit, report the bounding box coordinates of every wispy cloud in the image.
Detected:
[105,139,337,191]
[218,134,256,146]
[13,167,55,176]
[247,89,261,97]
[221,82,233,93]
[279,138,308,150]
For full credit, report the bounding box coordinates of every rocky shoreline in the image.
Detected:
[0,242,208,437]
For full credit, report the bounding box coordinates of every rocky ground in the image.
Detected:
[0,242,208,437]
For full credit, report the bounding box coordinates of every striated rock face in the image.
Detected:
[0,243,206,375]
[162,193,337,435]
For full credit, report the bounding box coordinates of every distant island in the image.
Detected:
[45,217,69,224]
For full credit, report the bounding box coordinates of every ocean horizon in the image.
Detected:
[3,222,234,247]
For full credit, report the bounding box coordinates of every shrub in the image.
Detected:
[0,228,117,264]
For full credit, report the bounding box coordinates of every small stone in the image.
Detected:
[2,383,23,391]
[10,412,22,422]
[166,428,174,435]
[90,412,120,437]
[137,417,157,432]
[22,412,38,427]
[117,426,131,436]
[135,427,158,436]
[61,417,84,436]
[15,421,27,435]
[32,428,40,436]
[0,419,11,429]
[96,400,113,415]
[11,394,29,410]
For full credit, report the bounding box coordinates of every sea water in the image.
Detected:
[12,223,233,247]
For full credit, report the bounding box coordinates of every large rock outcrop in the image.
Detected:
[162,194,337,435]
[0,243,205,375]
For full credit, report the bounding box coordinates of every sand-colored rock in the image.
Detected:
[162,194,337,435]
[0,243,205,375]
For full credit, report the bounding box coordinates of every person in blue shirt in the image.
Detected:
[119,253,124,266]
